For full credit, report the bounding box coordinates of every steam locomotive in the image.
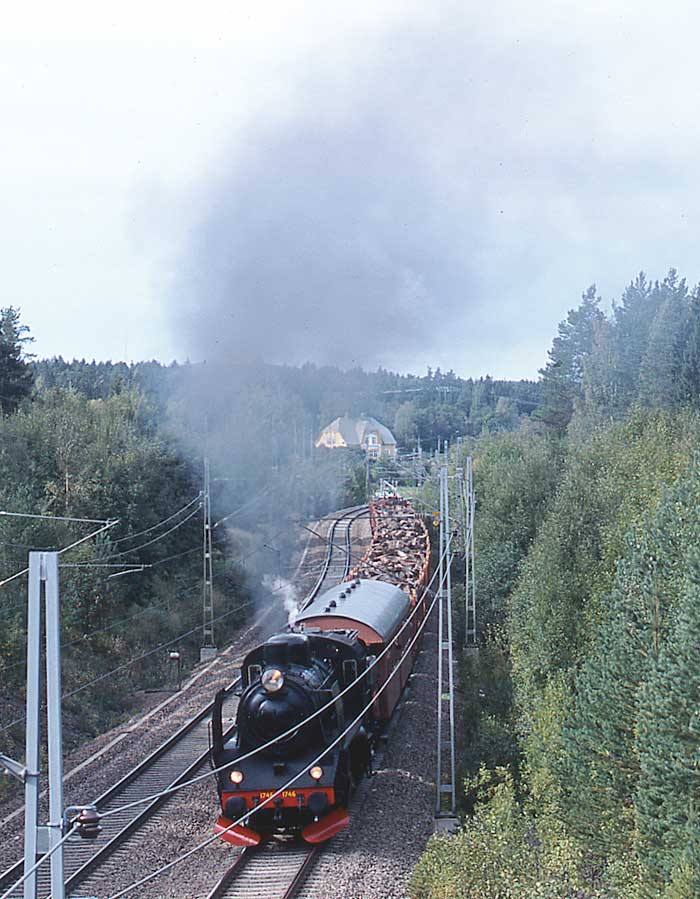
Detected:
[211,499,430,846]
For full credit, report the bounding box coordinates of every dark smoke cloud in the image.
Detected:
[175,120,472,366]
[172,17,604,373]
[173,23,497,369]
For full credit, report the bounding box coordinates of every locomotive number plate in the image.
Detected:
[259,790,297,799]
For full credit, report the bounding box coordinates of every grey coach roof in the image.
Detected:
[295,578,410,642]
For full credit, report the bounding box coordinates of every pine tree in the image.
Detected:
[612,271,656,406]
[638,274,689,408]
[680,289,700,404]
[558,564,649,857]
[0,307,34,413]
[662,809,700,899]
[557,467,700,862]
[635,548,700,889]
[538,286,604,432]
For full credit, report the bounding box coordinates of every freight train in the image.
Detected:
[210,498,430,846]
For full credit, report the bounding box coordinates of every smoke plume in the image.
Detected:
[172,21,538,371]
[263,574,300,626]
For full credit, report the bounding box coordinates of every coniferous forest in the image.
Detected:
[412,270,700,899]
[2,268,700,897]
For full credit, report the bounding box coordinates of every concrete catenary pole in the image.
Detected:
[201,457,216,662]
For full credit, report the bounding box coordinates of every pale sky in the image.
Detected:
[3,1,700,379]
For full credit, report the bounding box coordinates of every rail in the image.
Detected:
[0,678,240,898]
[300,505,369,611]
[0,506,367,899]
[206,843,319,899]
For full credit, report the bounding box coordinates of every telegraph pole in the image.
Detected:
[201,457,216,662]
[456,458,477,646]
[23,555,42,899]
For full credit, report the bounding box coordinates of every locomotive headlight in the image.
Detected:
[261,668,285,693]
[309,765,323,781]
[229,769,244,785]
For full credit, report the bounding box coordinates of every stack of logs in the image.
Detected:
[349,496,430,602]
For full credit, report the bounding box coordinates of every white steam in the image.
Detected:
[263,574,299,626]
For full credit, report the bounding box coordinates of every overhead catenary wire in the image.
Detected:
[0,596,193,674]
[0,522,298,673]
[99,534,452,822]
[0,540,56,551]
[0,822,78,899]
[0,511,112,524]
[106,503,202,558]
[0,519,120,588]
[147,517,278,568]
[146,544,202,567]
[103,578,443,899]
[149,523,292,571]
[0,574,204,673]
[106,494,203,545]
[60,606,239,701]
[2,485,275,582]
[59,563,149,569]
[1,560,305,730]
[0,597,251,734]
[0,494,201,559]
[211,484,272,530]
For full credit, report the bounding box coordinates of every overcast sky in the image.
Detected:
[3,1,700,379]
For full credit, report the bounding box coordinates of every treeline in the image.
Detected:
[538,269,700,431]
[5,307,527,773]
[0,384,252,772]
[0,314,254,775]
[4,305,540,778]
[413,270,700,899]
[34,356,540,451]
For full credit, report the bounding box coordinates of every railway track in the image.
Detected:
[0,683,240,899]
[302,505,368,609]
[0,506,369,899]
[206,842,318,899]
[203,506,372,899]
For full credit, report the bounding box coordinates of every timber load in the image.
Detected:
[348,497,430,602]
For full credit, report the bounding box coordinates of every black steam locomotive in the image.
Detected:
[211,576,422,845]
[211,497,431,846]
